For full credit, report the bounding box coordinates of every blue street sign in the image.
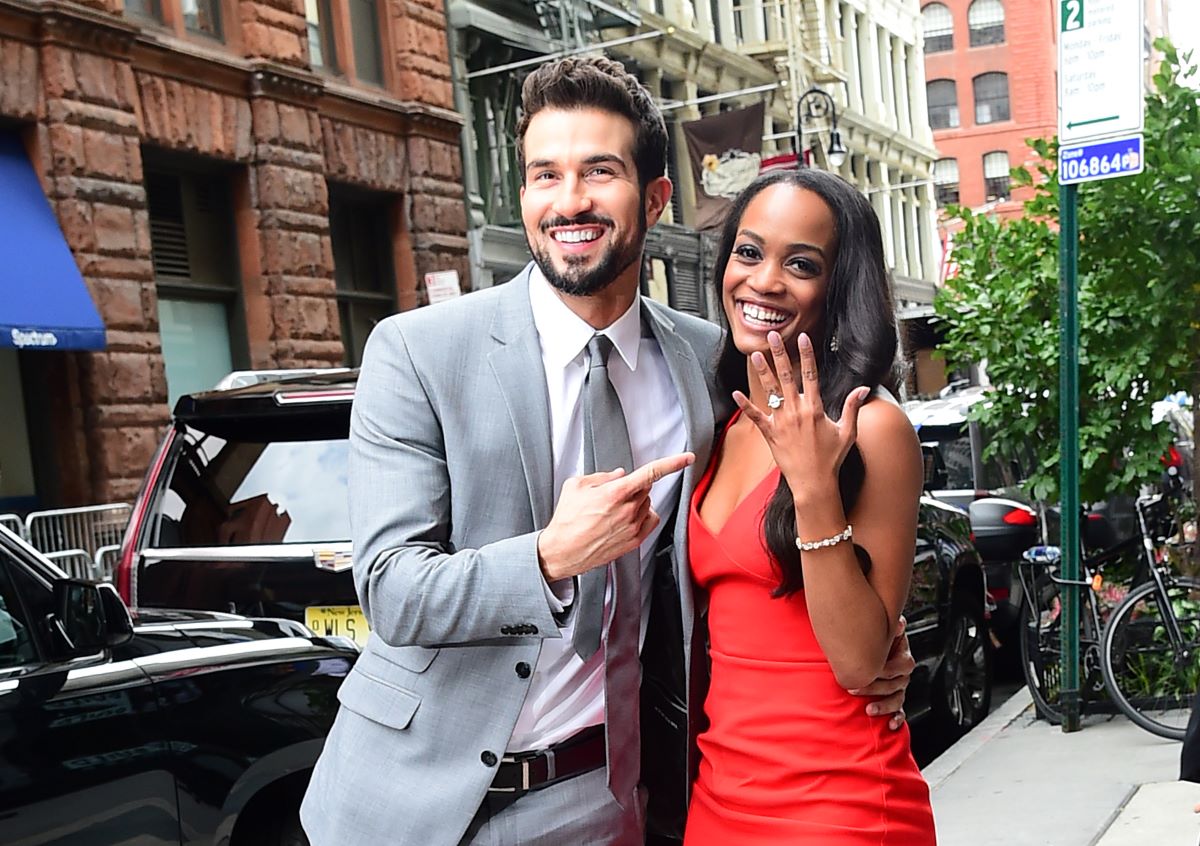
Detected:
[1058,134,1144,186]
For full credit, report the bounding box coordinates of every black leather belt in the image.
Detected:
[489,725,606,794]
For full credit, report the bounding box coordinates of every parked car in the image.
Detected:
[119,371,991,740]
[116,370,361,645]
[0,523,357,845]
[904,387,1043,649]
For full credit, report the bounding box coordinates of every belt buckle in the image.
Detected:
[491,749,555,794]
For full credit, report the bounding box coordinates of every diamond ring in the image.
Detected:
[767,393,784,410]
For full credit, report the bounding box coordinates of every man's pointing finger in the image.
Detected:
[615,452,695,494]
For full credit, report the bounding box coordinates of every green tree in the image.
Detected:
[934,40,1199,522]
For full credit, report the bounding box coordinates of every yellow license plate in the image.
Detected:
[305,605,370,647]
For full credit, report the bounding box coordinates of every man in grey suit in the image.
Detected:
[301,56,911,846]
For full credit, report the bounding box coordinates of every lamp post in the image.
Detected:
[796,87,848,170]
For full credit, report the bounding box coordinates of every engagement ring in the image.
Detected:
[767,393,784,410]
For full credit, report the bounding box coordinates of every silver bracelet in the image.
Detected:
[795,524,853,552]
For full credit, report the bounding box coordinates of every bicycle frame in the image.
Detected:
[1132,493,1187,649]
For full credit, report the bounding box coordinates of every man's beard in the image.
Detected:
[527,207,647,297]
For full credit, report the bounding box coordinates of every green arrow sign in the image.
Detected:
[1066,115,1118,130]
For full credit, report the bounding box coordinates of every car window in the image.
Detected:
[0,549,38,669]
[916,425,974,490]
[153,427,351,546]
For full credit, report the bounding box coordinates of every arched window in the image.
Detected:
[927,80,960,129]
[934,158,959,206]
[922,3,954,53]
[973,72,1010,124]
[968,0,1005,47]
[983,151,1011,201]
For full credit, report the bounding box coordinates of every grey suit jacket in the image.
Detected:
[301,264,723,846]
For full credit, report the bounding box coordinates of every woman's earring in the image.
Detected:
[829,333,840,352]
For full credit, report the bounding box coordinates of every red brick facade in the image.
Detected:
[923,0,1058,215]
[0,0,466,505]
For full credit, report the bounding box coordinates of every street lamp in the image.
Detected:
[796,87,848,170]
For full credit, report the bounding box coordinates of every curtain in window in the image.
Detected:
[983,151,1011,200]
[922,3,954,52]
[933,157,959,205]
[973,73,1010,124]
[968,0,1005,46]
[927,80,960,129]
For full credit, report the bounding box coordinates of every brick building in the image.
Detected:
[918,0,1056,216]
[920,0,1172,215]
[0,0,466,511]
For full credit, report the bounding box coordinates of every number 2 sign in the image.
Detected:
[1062,0,1083,32]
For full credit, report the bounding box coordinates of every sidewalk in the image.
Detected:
[923,687,1200,846]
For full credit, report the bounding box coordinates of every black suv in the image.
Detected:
[120,371,991,740]
[0,523,356,845]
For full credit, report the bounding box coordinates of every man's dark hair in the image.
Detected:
[515,56,668,190]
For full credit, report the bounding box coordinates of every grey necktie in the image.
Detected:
[573,334,634,658]
[573,333,641,804]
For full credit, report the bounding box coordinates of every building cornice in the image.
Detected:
[0,0,462,142]
[39,0,139,56]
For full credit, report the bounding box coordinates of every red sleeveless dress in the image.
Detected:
[684,419,937,845]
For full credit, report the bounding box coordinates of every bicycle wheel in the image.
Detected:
[1101,576,1200,740]
[1019,572,1064,723]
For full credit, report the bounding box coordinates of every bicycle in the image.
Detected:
[1017,491,1200,739]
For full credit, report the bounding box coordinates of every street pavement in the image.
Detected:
[923,687,1199,846]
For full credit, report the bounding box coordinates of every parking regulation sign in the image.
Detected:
[1058,0,1145,146]
[1058,134,1144,186]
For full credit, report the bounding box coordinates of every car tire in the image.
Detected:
[933,595,993,741]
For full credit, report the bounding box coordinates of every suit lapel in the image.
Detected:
[641,301,715,664]
[641,301,714,480]
[487,268,554,528]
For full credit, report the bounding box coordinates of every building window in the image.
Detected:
[468,35,529,226]
[973,72,1010,124]
[922,3,954,53]
[983,151,1011,201]
[329,185,396,367]
[181,0,222,39]
[125,0,163,23]
[145,167,244,407]
[934,158,959,206]
[968,0,1005,47]
[927,80,960,129]
[306,0,338,72]
[349,0,384,85]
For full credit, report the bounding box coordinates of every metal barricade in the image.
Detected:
[0,513,24,540]
[94,545,122,583]
[24,504,131,560]
[45,549,101,581]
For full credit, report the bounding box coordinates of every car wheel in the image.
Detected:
[933,596,993,741]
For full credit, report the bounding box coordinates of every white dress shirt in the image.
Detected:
[507,268,687,753]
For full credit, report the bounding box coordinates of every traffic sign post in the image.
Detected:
[1056,0,1146,734]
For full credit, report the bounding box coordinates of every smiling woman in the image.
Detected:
[684,169,934,845]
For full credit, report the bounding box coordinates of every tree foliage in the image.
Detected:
[934,40,1200,506]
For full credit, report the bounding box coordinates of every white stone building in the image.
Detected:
[447,0,941,324]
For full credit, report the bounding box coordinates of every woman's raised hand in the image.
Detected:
[732,331,869,505]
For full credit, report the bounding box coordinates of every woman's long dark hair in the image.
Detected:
[712,169,898,596]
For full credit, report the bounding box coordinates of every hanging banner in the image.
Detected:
[682,102,765,231]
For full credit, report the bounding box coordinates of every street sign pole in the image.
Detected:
[1055,0,1145,735]
[1058,180,1081,733]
